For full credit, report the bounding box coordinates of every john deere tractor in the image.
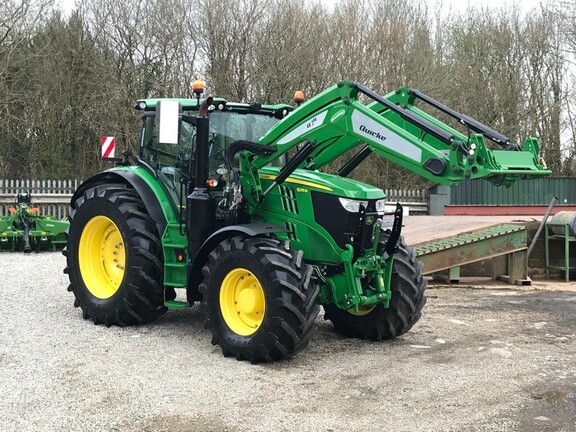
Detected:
[64,80,550,362]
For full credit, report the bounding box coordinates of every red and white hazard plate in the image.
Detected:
[101,136,115,158]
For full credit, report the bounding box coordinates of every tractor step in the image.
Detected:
[164,300,189,309]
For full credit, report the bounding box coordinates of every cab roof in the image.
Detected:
[135,97,293,118]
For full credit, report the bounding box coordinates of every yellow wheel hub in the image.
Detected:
[220,268,265,336]
[78,216,126,299]
[347,305,376,316]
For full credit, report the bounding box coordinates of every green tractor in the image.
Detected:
[64,80,550,362]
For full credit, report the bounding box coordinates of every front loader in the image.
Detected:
[64,80,550,362]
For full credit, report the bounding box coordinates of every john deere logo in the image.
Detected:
[365,216,374,226]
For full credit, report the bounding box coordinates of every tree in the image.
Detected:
[0,0,572,183]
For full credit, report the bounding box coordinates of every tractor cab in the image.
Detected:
[135,97,293,221]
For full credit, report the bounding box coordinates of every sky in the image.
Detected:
[323,0,545,13]
[55,0,548,16]
[428,0,545,15]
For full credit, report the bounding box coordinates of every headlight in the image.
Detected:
[338,197,368,213]
[375,199,387,214]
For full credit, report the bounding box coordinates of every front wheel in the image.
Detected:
[324,235,426,340]
[200,236,319,363]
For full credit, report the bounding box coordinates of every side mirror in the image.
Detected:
[157,100,181,144]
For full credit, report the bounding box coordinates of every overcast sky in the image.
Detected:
[55,0,548,16]
[326,0,544,13]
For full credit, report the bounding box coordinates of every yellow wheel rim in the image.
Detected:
[78,216,126,299]
[347,305,376,316]
[220,268,265,336]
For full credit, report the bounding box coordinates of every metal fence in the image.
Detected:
[5,177,573,218]
[0,179,78,219]
[451,178,576,205]
[0,179,430,218]
[384,188,428,214]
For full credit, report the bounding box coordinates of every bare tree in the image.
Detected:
[0,0,573,183]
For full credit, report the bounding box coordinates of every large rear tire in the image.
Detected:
[63,183,166,326]
[200,236,319,363]
[324,235,426,340]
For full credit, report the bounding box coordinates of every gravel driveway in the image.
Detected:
[1,252,575,432]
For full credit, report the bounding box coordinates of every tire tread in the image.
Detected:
[324,236,426,340]
[200,236,319,363]
[63,182,166,326]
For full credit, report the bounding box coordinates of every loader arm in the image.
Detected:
[239,80,549,209]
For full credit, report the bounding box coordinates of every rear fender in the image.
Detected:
[70,170,168,236]
[186,223,288,303]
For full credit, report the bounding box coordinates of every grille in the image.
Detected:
[284,221,297,240]
[279,185,299,215]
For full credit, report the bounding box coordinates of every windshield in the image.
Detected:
[139,109,281,218]
[140,110,280,177]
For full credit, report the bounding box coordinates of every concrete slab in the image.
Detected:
[402,215,542,246]
[428,276,576,292]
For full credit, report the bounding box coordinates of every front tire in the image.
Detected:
[63,183,166,326]
[324,235,426,340]
[200,236,319,363]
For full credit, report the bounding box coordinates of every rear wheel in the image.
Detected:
[324,235,426,340]
[200,236,319,363]
[63,183,166,326]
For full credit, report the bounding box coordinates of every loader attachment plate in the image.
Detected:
[490,150,543,172]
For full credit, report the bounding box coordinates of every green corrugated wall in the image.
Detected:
[450,178,576,205]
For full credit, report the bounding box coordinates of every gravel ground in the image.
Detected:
[1,252,576,432]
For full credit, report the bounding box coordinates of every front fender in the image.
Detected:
[186,223,288,303]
